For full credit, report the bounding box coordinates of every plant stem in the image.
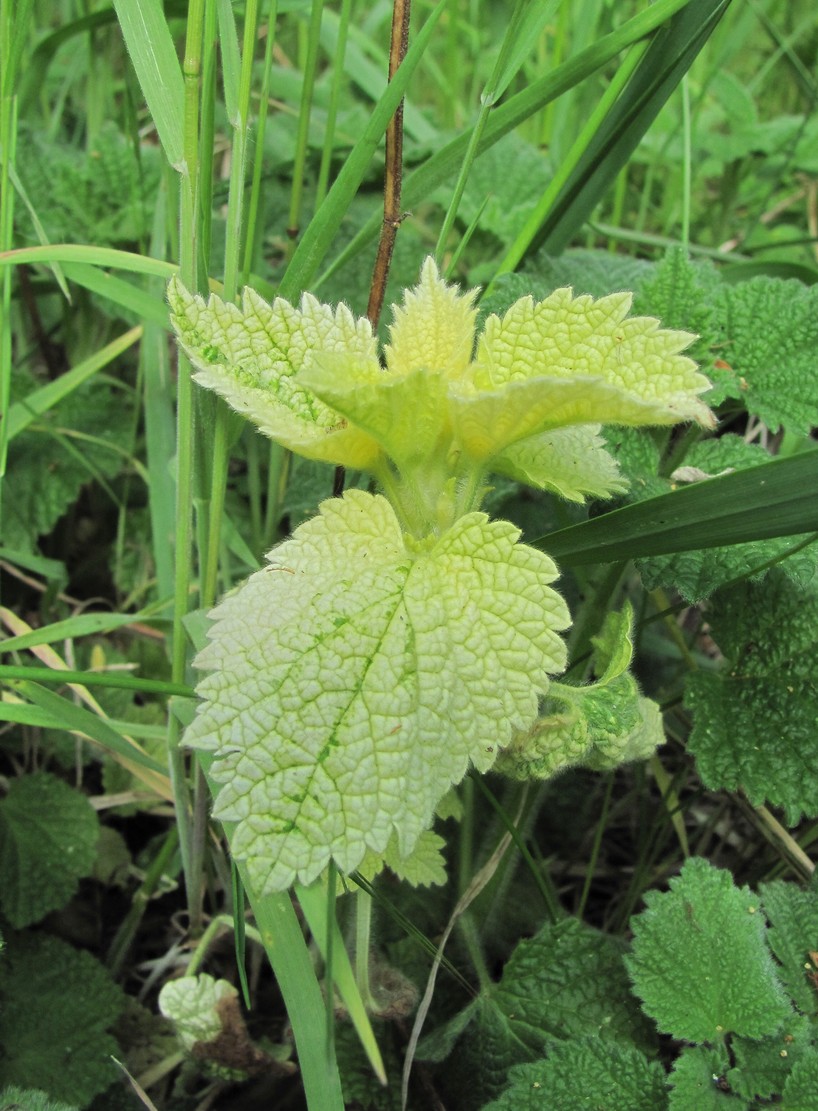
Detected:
[366,0,411,331]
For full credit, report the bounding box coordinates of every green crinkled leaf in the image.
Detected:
[782,1048,818,1110]
[3,370,132,553]
[186,490,569,893]
[668,1046,747,1111]
[636,436,818,602]
[493,917,656,1053]
[729,1015,815,1103]
[425,996,531,1105]
[685,570,818,822]
[358,828,447,887]
[385,829,447,887]
[482,1040,668,1111]
[455,287,713,462]
[603,426,662,492]
[627,858,792,1043]
[759,881,818,1017]
[0,772,100,928]
[713,277,818,434]
[631,247,721,375]
[168,278,383,469]
[302,361,451,474]
[521,248,654,302]
[0,1087,80,1111]
[454,133,556,249]
[0,932,126,1105]
[497,606,664,779]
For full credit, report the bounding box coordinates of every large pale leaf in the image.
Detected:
[453,288,714,461]
[168,278,382,468]
[186,490,569,893]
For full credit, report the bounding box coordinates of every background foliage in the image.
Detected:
[1,0,817,1108]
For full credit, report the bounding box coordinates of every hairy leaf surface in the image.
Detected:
[0,772,100,928]
[483,1041,668,1111]
[186,490,569,892]
[685,571,818,821]
[627,858,792,1042]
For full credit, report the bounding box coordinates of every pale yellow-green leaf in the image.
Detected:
[186,490,569,893]
[302,359,451,471]
[384,256,478,380]
[168,278,383,468]
[492,425,627,502]
[158,974,237,1051]
[452,287,714,462]
[359,829,447,887]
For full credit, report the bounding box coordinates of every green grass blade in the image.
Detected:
[278,0,448,300]
[541,449,818,566]
[0,610,164,653]
[533,0,731,256]
[113,0,185,169]
[5,327,142,441]
[317,0,695,288]
[239,877,346,1111]
[59,261,169,326]
[216,0,242,126]
[297,880,387,1085]
[197,745,346,1110]
[9,680,169,775]
[0,664,191,699]
[0,243,177,278]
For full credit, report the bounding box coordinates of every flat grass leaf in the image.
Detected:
[759,881,818,1016]
[0,932,125,1105]
[685,571,818,821]
[0,772,100,928]
[494,917,655,1052]
[483,1040,668,1111]
[636,436,818,602]
[668,1046,746,1111]
[713,277,818,434]
[627,858,792,1042]
[186,490,569,892]
[168,279,383,469]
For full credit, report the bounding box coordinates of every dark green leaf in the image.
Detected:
[627,858,792,1042]
[0,772,99,928]
[483,1041,668,1111]
[685,572,818,822]
[0,933,125,1104]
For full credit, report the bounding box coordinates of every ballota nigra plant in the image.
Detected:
[168,259,714,897]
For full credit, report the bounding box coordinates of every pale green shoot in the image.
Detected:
[170,261,713,897]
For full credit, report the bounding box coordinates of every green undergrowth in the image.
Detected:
[1,1,818,1109]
